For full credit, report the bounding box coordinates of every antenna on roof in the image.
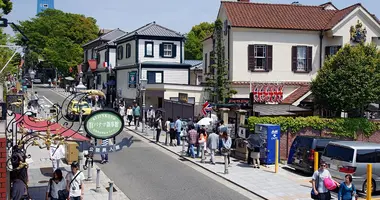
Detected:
[291,1,301,5]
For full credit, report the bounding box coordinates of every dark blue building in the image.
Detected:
[37,0,54,14]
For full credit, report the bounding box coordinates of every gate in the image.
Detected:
[163,100,194,121]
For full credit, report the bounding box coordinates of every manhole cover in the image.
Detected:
[106,187,117,192]
[38,180,49,184]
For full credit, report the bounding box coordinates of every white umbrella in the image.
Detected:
[197,117,214,126]
[65,77,75,81]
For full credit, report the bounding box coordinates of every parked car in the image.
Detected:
[67,100,92,120]
[33,78,42,84]
[287,136,338,173]
[321,141,380,194]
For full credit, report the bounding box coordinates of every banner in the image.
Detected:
[252,84,283,103]
[128,71,137,88]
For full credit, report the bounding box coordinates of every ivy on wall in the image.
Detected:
[247,116,379,138]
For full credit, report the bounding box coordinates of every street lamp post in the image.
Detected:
[76,71,86,134]
[29,70,36,94]
[140,79,147,134]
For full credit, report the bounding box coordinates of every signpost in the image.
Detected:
[84,110,124,139]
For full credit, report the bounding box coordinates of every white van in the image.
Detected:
[321,141,380,194]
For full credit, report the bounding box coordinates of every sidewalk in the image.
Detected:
[27,145,130,200]
[126,126,314,200]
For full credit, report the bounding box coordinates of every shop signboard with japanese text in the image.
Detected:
[84,110,124,139]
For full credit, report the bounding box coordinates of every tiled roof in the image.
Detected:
[222,1,363,31]
[282,85,310,104]
[232,81,310,86]
[253,104,310,116]
[184,60,203,69]
[115,22,184,43]
[83,28,126,47]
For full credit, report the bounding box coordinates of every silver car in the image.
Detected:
[321,141,380,194]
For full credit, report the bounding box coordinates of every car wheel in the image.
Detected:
[363,179,376,194]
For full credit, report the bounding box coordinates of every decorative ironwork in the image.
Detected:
[5,89,106,174]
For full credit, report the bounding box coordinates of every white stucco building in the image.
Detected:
[203,0,380,115]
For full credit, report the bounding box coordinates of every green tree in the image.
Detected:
[205,19,236,103]
[0,0,12,15]
[311,44,380,117]
[184,22,214,60]
[15,9,99,74]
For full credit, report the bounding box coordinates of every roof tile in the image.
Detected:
[282,85,310,104]
[222,2,362,31]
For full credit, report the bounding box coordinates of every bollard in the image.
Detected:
[367,164,372,200]
[95,168,100,192]
[87,165,92,181]
[314,151,319,172]
[201,146,205,163]
[224,154,229,174]
[275,139,279,173]
[182,138,186,156]
[108,181,114,200]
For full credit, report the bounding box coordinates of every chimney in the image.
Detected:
[237,0,250,2]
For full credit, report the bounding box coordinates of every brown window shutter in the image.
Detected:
[291,46,297,72]
[210,51,215,74]
[307,46,313,72]
[248,45,255,70]
[204,53,208,73]
[325,46,330,58]
[266,45,273,71]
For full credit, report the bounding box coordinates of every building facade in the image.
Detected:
[203,1,380,115]
[37,0,54,14]
[114,22,205,109]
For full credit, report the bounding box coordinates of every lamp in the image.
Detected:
[76,71,87,92]
[29,69,36,93]
[140,79,147,133]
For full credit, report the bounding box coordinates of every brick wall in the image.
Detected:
[0,138,7,200]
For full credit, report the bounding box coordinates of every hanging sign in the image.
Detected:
[252,84,283,103]
[128,71,137,88]
[84,110,124,139]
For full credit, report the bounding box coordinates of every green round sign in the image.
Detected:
[84,109,124,139]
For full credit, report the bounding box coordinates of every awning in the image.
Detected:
[253,104,310,116]
[15,114,89,141]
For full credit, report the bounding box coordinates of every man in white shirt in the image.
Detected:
[66,161,85,200]
[49,141,65,172]
[147,105,155,129]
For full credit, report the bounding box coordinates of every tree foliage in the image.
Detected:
[205,19,236,103]
[0,30,20,83]
[0,0,12,15]
[15,9,99,74]
[311,44,380,116]
[184,22,214,60]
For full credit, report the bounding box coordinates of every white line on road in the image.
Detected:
[49,89,68,99]
[43,96,53,105]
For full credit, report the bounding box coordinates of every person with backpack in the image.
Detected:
[311,161,340,200]
[46,169,66,200]
[155,115,163,143]
[338,174,358,200]
[65,161,85,200]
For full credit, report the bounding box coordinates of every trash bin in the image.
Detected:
[65,141,79,165]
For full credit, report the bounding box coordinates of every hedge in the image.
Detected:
[247,116,379,138]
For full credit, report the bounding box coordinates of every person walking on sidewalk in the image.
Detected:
[133,102,141,127]
[218,120,227,155]
[49,141,65,172]
[126,106,133,126]
[207,129,219,165]
[169,118,176,146]
[155,115,163,143]
[311,161,339,200]
[100,139,109,164]
[147,105,155,129]
[221,131,232,166]
[119,103,126,124]
[187,125,198,158]
[175,116,182,146]
[66,162,85,200]
[46,169,66,200]
[164,118,171,145]
[338,174,357,200]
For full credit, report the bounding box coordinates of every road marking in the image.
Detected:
[43,96,53,105]
[49,89,68,99]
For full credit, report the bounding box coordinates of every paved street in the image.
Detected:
[36,86,260,200]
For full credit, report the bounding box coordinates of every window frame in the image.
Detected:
[125,43,131,58]
[117,45,123,60]
[147,71,163,84]
[145,41,154,57]
[296,46,307,72]
[254,45,267,71]
[163,43,173,58]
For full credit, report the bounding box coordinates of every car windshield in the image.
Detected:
[73,103,89,109]
[323,144,354,163]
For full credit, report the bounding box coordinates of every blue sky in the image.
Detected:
[4,0,380,35]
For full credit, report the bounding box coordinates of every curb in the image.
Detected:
[126,127,268,200]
